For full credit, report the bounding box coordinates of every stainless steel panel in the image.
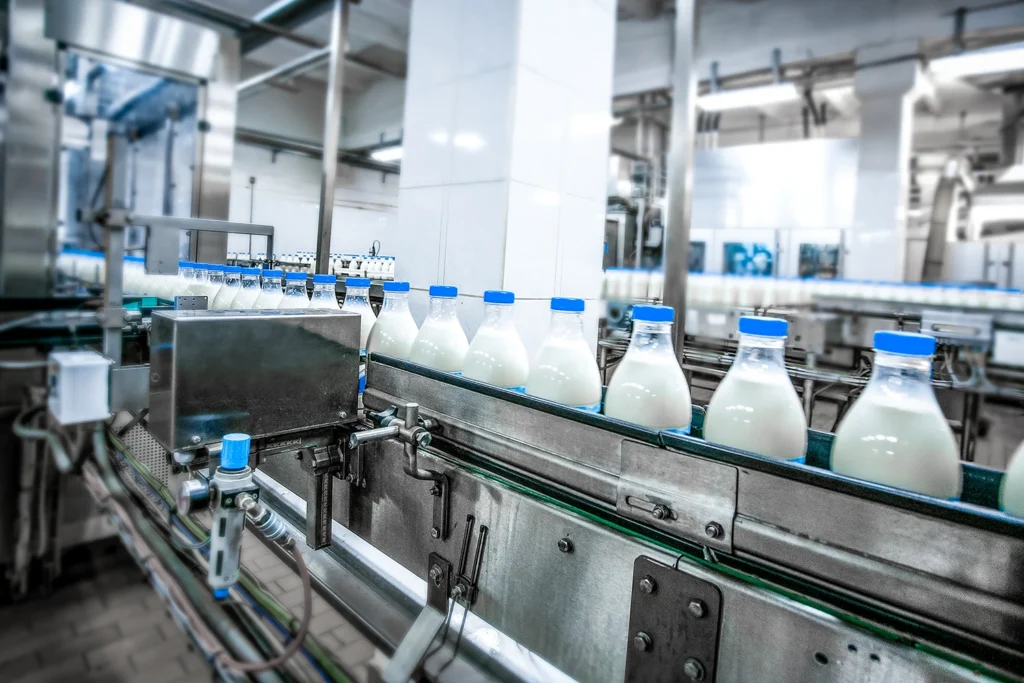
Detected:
[43,0,219,80]
[617,440,736,552]
[1,0,61,297]
[149,310,360,451]
[190,38,239,263]
[734,470,1024,649]
[110,365,149,411]
[257,444,996,683]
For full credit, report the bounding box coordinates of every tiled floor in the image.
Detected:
[0,531,386,683]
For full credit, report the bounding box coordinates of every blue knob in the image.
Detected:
[220,433,251,471]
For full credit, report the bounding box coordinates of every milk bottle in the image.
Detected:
[309,274,340,309]
[252,269,284,309]
[526,298,602,412]
[831,331,962,499]
[211,266,242,309]
[279,272,310,309]
[174,261,195,298]
[367,281,418,359]
[703,316,807,460]
[230,268,262,309]
[1000,441,1024,516]
[342,277,377,351]
[604,305,691,431]
[463,290,530,391]
[205,266,225,302]
[409,285,468,372]
[184,264,213,298]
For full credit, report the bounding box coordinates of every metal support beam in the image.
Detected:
[240,0,333,54]
[237,47,330,98]
[662,0,699,360]
[314,0,347,276]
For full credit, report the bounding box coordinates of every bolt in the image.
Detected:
[416,432,432,447]
[652,505,669,520]
[428,564,443,587]
[704,522,723,539]
[339,411,348,419]
[430,527,440,539]
[294,452,303,460]
[346,474,356,483]
[190,435,201,445]
[632,632,652,653]
[683,658,705,681]
[639,576,656,594]
[687,599,706,618]
[557,537,574,553]
[429,484,441,496]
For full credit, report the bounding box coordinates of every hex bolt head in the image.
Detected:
[639,576,656,594]
[652,505,669,520]
[704,522,723,539]
[683,658,705,681]
[687,599,707,618]
[632,632,652,653]
[428,564,443,587]
[190,435,201,445]
[430,527,441,539]
[557,537,574,553]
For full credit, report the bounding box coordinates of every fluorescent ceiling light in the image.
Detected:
[370,145,402,162]
[930,42,1024,79]
[697,82,801,112]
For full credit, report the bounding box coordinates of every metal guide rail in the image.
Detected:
[353,355,1024,681]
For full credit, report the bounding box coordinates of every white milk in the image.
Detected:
[409,286,468,372]
[526,298,601,411]
[341,278,376,351]
[231,269,262,309]
[831,332,962,499]
[252,270,284,309]
[463,291,529,390]
[309,274,340,309]
[704,316,807,460]
[173,262,195,298]
[1000,441,1024,516]
[368,282,418,359]
[279,274,310,309]
[204,267,225,302]
[211,267,241,309]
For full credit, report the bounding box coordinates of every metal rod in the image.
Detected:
[662,0,699,360]
[314,0,348,276]
[237,47,331,98]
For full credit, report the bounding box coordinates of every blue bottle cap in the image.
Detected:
[873,331,935,356]
[241,267,261,275]
[429,285,457,298]
[383,281,410,292]
[312,274,336,284]
[179,260,194,268]
[484,290,514,304]
[738,316,788,337]
[551,297,584,312]
[284,272,307,281]
[223,265,242,274]
[192,263,209,271]
[213,588,229,599]
[632,304,674,323]
[347,277,371,287]
[262,269,284,278]
[220,433,250,471]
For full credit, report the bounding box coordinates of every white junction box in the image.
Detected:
[47,350,113,425]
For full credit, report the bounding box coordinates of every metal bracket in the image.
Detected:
[299,445,343,549]
[427,552,452,613]
[382,553,454,683]
[624,556,722,683]
[429,476,451,541]
[452,514,488,606]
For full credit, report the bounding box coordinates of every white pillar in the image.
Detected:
[393,0,617,354]
[846,43,922,282]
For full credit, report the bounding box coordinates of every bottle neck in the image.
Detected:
[240,275,259,288]
[285,280,306,295]
[628,320,675,354]
[735,333,787,369]
[344,286,370,306]
[549,310,585,340]
[192,269,209,284]
[263,277,281,290]
[224,274,240,286]
[428,297,458,319]
[209,271,225,285]
[382,291,410,314]
[483,303,514,326]
[179,267,193,279]
[871,351,933,385]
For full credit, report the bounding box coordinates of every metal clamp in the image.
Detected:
[298,444,344,549]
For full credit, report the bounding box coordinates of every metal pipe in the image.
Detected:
[236,47,331,98]
[662,0,699,360]
[314,0,348,276]
[348,424,400,449]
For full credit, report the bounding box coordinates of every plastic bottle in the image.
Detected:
[831,331,962,499]
[1001,442,1024,516]
[174,261,195,298]
[205,266,225,302]
[212,266,242,309]
[252,269,284,309]
[463,290,530,391]
[184,263,212,299]
[279,272,310,309]
[309,274,340,309]
[367,281,419,359]
[604,305,691,431]
[409,285,469,372]
[526,298,602,411]
[231,268,262,309]
[703,316,808,460]
[342,277,377,351]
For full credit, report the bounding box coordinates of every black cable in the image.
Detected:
[434,601,469,678]
[417,596,455,672]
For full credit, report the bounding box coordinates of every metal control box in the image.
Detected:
[149,310,360,452]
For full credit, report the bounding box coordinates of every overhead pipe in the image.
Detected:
[234,127,400,175]
[922,156,973,282]
[236,47,331,98]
